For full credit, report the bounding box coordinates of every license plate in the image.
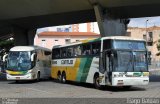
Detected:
[16,77,20,79]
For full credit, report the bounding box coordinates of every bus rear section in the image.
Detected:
[3,46,51,81]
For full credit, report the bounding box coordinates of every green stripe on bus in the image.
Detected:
[76,57,93,82]
[89,38,101,42]
[80,57,93,82]
[76,58,87,82]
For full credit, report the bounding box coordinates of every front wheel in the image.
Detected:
[123,86,131,89]
[36,72,40,82]
[15,80,19,83]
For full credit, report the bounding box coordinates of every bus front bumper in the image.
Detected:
[112,77,149,86]
[6,73,36,80]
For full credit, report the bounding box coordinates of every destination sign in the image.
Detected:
[113,40,146,50]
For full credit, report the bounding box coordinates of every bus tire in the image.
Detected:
[61,72,66,83]
[123,86,131,89]
[57,72,61,82]
[36,72,40,82]
[15,80,19,83]
[94,74,101,89]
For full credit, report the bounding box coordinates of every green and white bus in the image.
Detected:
[51,36,149,89]
[3,46,51,82]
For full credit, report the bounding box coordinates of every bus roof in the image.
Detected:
[10,46,51,52]
[101,36,145,41]
[52,36,145,49]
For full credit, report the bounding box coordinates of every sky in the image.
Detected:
[128,16,160,27]
[37,16,160,33]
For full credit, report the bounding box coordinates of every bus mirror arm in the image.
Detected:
[99,52,105,74]
[31,53,36,62]
[3,54,8,62]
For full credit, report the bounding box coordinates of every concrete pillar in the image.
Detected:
[94,5,129,37]
[13,27,36,46]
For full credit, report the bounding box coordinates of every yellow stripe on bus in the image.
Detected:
[51,58,81,81]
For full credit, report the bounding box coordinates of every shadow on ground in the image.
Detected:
[0,73,6,81]
[51,79,146,92]
[7,77,52,84]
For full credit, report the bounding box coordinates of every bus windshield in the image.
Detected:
[7,51,31,71]
[114,51,147,72]
[115,51,133,72]
[134,51,147,72]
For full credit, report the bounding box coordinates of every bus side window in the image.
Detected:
[44,51,51,56]
[92,42,100,55]
[61,48,67,58]
[74,45,82,56]
[82,43,91,55]
[66,47,74,57]
[52,48,60,59]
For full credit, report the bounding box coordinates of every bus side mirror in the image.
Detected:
[3,54,8,62]
[31,53,36,62]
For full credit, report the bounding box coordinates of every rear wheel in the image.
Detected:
[94,75,101,89]
[61,72,66,83]
[57,72,61,82]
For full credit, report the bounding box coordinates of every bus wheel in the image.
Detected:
[61,72,66,83]
[36,72,40,82]
[15,80,19,83]
[94,75,101,89]
[123,86,131,89]
[57,73,61,82]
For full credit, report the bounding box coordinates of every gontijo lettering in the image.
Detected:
[61,60,73,64]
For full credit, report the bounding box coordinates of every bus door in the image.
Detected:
[106,51,114,84]
[100,50,114,85]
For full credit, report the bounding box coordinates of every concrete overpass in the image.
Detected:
[1,0,160,45]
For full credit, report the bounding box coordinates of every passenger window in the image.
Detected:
[66,47,74,57]
[82,43,91,55]
[74,45,82,56]
[44,51,51,55]
[92,42,101,55]
[61,48,67,57]
[52,48,60,59]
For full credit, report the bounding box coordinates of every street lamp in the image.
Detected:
[146,19,149,45]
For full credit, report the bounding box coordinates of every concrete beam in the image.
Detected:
[13,27,36,46]
[93,4,129,37]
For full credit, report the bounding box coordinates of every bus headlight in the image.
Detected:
[143,72,149,76]
[27,70,32,74]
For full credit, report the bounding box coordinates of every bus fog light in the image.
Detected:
[117,80,123,85]
[118,80,123,83]
[143,80,148,82]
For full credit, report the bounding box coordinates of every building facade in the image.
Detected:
[127,26,160,62]
[34,32,100,49]
[37,22,100,34]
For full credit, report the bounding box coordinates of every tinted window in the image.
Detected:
[82,43,91,55]
[52,48,60,59]
[103,39,112,50]
[91,42,101,55]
